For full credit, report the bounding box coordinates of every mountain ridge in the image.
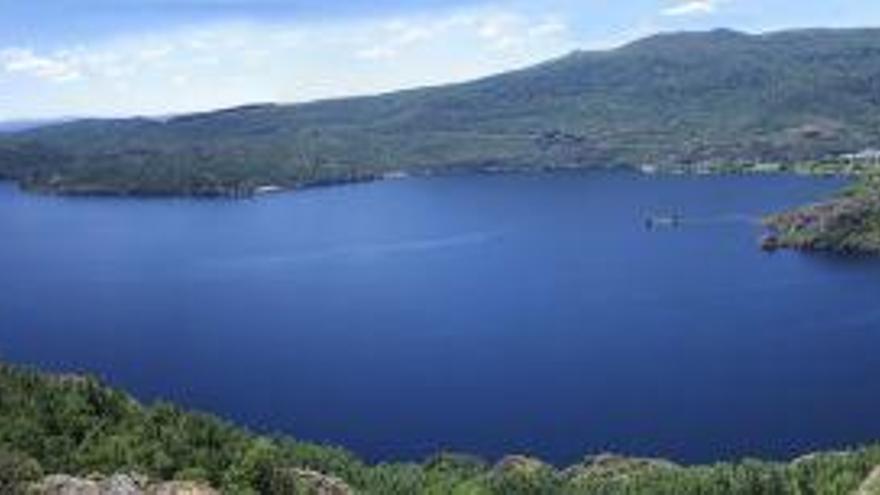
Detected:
[3,26,880,195]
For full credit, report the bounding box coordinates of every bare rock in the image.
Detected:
[492,455,553,477]
[145,481,218,495]
[563,453,678,484]
[31,475,216,495]
[268,468,353,495]
[857,465,880,495]
[32,475,102,495]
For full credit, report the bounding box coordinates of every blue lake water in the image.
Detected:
[2,171,880,465]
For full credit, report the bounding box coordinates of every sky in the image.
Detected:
[1,0,880,120]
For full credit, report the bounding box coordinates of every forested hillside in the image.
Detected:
[2,362,880,494]
[764,172,880,254]
[3,28,880,195]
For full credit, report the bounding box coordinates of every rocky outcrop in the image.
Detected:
[31,474,139,495]
[857,466,880,495]
[563,453,679,484]
[267,468,354,495]
[145,482,218,495]
[492,455,554,477]
[30,474,217,495]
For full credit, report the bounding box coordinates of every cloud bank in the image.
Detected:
[662,0,721,17]
[0,6,575,119]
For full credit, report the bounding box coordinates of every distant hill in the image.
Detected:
[4,27,880,196]
[0,118,74,134]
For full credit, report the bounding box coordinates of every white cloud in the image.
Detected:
[137,45,174,61]
[354,10,569,60]
[475,13,569,51]
[355,19,440,60]
[528,20,568,38]
[356,45,398,61]
[475,14,521,49]
[662,0,721,17]
[0,48,83,83]
[0,7,578,119]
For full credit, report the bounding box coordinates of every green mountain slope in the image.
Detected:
[4,27,880,195]
[3,361,880,494]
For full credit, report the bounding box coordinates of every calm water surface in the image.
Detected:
[2,171,880,465]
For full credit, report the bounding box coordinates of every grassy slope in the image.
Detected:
[2,362,880,494]
[4,28,880,195]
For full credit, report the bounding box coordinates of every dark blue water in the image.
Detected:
[2,171,880,465]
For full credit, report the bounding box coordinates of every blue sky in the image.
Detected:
[1,0,880,119]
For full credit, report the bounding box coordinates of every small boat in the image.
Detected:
[254,185,284,195]
[645,213,682,229]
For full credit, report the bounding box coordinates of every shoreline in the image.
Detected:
[5,165,877,256]
[2,160,854,200]
[3,359,880,494]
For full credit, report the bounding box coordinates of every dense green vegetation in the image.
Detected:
[4,28,880,195]
[763,173,880,254]
[3,362,880,494]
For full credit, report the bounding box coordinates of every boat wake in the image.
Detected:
[208,230,504,270]
[683,213,760,225]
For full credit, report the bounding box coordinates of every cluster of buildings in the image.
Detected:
[839,148,880,167]
[638,148,880,177]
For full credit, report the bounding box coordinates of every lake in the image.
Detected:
[2,171,880,466]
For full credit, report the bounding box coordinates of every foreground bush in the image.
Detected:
[1,363,879,494]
